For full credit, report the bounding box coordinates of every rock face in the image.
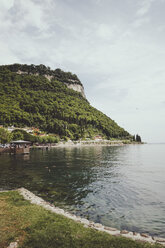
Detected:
[65,83,86,98]
[16,71,86,98]
[7,242,18,248]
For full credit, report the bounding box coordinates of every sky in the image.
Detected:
[0,0,165,142]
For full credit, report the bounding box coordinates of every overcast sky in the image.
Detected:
[0,0,165,142]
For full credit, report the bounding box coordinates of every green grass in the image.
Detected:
[0,191,162,248]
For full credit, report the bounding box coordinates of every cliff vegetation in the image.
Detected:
[0,64,131,140]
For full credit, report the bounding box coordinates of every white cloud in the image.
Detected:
[136,0,154,17]
[132,16,149,28]
[96,23,117,40]
[0,0,165,142]
[0,0,14,10]
[8,0,47,31]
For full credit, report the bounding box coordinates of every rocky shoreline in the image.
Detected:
[32,140,129,149]
[4,188,164,247]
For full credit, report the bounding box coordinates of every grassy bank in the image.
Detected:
[0,191,162,248]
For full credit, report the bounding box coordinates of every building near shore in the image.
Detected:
[10,140,31,154]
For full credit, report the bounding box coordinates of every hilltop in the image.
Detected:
[0,64,131,140]
[0,63,86,98]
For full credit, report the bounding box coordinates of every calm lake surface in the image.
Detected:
[0,144,165,237]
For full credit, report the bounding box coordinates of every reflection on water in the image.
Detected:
[0,144,165,237]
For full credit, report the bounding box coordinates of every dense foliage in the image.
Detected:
[0,128,59,144]
[0,65,131,140]
[11,129,59,144]
[132,134,142,142]
[135,134,141,142]
[0,63,82,85]
[0,128,12,144]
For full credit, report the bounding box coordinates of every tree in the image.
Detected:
[0,64,131,141]
[136,134,141,143]
[12,130,24,141]
[0,128,12,144]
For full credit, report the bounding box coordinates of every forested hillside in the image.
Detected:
[0,64,82,85]
[0,64,131,140]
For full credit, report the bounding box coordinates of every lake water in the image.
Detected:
[0,144,165,237]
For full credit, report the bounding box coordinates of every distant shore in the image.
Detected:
[32,139,143,149]
[0,140,143,154]
[32,140,126,149]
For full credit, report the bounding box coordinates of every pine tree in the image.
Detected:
[136,134,142,142]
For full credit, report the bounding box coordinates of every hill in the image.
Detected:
[0,64,131,140]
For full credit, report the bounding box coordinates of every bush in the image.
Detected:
[12,130,24,141]
[0,128,12,144]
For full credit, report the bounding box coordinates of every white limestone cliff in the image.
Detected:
[64,83,86,98]
[17,71,86,98]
